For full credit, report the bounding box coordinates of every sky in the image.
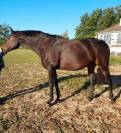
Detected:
[0,0,121,38]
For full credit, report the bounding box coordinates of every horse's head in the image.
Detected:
[2,28,20,54]
[0,27,20,74]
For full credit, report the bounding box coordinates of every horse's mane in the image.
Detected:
[13,30,64,39]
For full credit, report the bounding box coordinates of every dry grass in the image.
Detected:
[0,49,121,133]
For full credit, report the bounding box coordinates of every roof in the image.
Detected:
[97,24,121,34]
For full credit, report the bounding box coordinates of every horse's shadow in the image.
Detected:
[90,75,121,101]
[0,74,121,105]
[110,75,121,101]
[0,74,86,105]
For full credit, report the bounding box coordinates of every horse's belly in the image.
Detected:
[59,58,90,70]
[59,47,93,70]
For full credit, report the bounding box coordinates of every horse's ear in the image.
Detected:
[9,27,15,34]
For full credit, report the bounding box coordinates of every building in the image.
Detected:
[96,19,121,55]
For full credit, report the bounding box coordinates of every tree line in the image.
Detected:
[75,5,121,39]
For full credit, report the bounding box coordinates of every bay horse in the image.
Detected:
[0,28,114,106]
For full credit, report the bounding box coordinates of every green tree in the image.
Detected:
[97,8,116,31]
[75,9,102,39]
[75,13,90,39]
[0,24,10,44]
[114,5,121,23]
[75,5,121,39]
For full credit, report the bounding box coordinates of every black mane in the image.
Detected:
[14,30,64,39]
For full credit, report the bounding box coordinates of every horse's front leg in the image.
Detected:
[54,72,60,102]
[88,73,96,101]
[47,67,55,105]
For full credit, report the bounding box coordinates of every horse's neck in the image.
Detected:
[19,36,55,56]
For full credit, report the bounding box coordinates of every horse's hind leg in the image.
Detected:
[100,67,114,101]
[87,63,96,101]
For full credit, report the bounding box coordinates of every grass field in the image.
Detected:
[4,49,40,64]
[0,49,121,133]
[110,55,121,65]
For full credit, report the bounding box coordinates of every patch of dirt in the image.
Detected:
[0,64,121,133]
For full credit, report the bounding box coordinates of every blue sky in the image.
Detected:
[0,0,121,38]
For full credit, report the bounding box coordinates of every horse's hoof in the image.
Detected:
[55,97,60,103]
[109,96,115,103]
[48,102,54,107]
[111,96,116,103]
[48,101,57,107]
[48,99,60,107]
[109,92,114,99]
[88,96,93,102]
[47,99,53,104]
